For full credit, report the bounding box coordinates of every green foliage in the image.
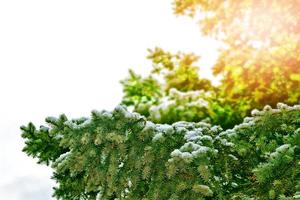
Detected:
[147,47,212,92]
[120,69,162,116]
[146,88,248,129]
[21,114,69,165]
[121,48,244,128]
[22,104,300,199]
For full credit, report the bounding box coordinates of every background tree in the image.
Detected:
[147,47,212,92]
[173,0,300,110]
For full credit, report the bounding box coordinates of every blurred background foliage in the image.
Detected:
[121,0,300,129]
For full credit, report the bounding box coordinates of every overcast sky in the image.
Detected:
[0,0,218,199]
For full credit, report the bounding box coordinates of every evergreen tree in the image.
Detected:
[21,104,300,199]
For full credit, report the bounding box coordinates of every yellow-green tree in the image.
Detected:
[173,0,300,110]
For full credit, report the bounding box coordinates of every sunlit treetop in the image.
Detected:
[173,0,300,110]
[173,0,300,42]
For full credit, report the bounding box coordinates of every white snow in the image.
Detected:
[152,132,164,142]
[277,103,288,110]
[184,129,203,141]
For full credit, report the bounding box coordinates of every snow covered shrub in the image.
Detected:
[21,103,300,199]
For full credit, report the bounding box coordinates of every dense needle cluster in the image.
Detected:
[21,103,300,199]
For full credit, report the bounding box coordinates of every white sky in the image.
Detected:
[0,0,219,199]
